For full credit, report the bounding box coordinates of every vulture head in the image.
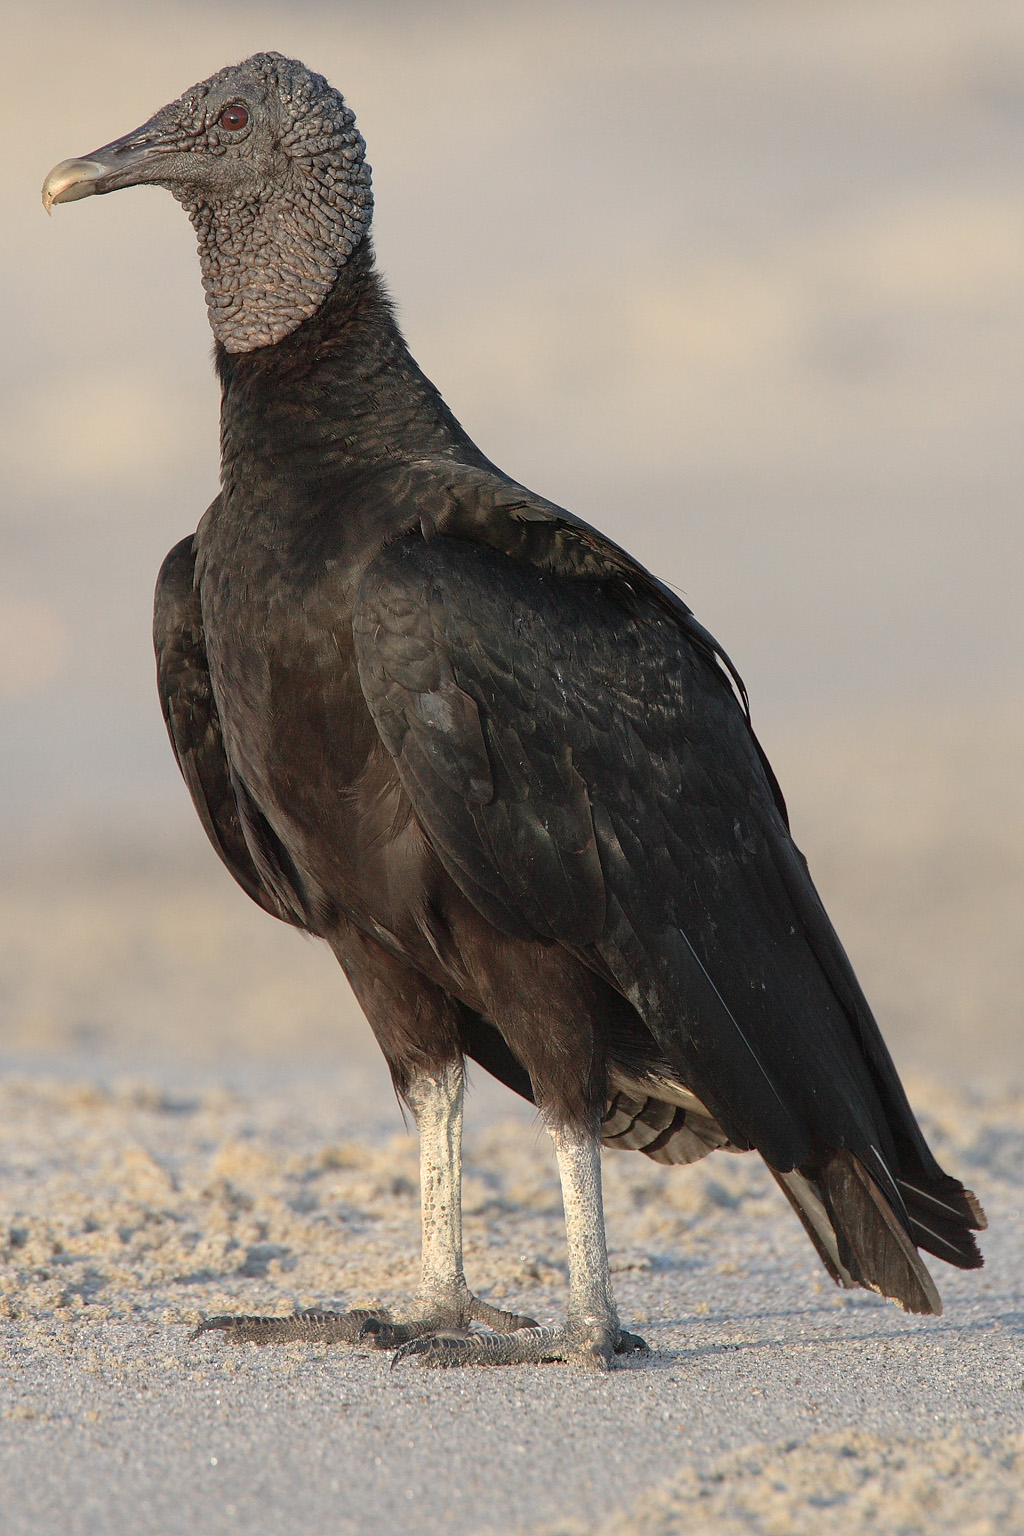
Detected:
[42,54,373,352]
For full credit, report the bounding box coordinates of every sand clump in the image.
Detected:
[536,1430,1024,1536]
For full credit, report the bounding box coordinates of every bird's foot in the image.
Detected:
[391,1320,650,1370]
[358,1289,538,1350]
[190,1290,538,1350]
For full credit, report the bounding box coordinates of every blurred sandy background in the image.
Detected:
[2,6,1024,1533]
[2,0,1021,1084]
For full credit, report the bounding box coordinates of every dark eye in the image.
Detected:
[219,104,249,131]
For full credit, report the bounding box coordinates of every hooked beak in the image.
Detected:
[41,158,108,212]
[42,129,166,214]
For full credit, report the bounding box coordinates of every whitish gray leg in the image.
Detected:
[192,1060,535,1349]
[554,1118,622,1348]
[392,1115,649,1369]
[358,1061,537,1346]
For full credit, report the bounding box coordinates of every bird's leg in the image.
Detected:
[552,1117,629,1359]
[357,1060,537,1347]
[191,1059,535,1350]
[391,1115,649,1368]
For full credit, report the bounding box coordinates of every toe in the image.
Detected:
[191,1309,380,1345]
[467,1298,540,1333]
[390,1331,477,1369]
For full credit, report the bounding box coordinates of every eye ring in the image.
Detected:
[218,104,249,132]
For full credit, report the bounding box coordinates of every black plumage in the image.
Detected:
[45,54,984,1364]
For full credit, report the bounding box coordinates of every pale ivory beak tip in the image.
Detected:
[41,158,108,214]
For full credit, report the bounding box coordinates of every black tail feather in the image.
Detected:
[899,1175,986,1270]
[819,1151,942,1315]
[773,1167,857,1291]
[777,1148,985,1313]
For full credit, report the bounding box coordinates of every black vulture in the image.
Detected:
[43,54,984,1369]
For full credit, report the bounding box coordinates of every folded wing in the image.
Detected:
[353,508,984,1309]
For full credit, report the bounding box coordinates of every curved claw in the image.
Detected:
[614,1329,650,1355]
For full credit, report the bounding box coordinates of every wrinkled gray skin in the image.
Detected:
[44,52,372,351]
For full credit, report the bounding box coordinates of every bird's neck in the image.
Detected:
[215,242,489,501]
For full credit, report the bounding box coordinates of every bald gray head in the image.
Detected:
[43,54,373,352]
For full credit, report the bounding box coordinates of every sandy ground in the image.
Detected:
[0,1065,1022,1535]
[1,707,1023,1534]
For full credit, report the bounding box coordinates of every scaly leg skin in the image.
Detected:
[392,1117,649,1370]
[191,1061,537,1350]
